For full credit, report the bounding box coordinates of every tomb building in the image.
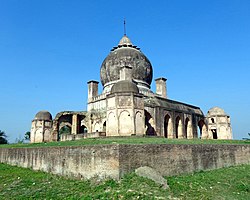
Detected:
[31,35,232,142]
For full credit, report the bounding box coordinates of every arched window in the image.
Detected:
[211,118,215,123]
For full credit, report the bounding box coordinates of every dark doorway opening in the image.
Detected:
[144,110,156,136]
[198,120,206,139]
[79,125,87,133]
[212,129,217,139]
[184,118,190,139]
[103,121,106,132]
[164,115,170,138]
[175,116,181,139]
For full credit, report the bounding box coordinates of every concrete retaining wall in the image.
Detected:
[0,144,249,180]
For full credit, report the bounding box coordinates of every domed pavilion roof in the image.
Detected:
[100,35,153,92]
[111,80,139,94]
[34,110,52,121]
[207,107,227,116]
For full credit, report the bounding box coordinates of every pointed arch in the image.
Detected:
[103,121,106,132]
[58,125,71,140]
[44,129,51,142]
[185,117,192,139]
[175,116,183,139]
[79,114,88,133]
[59,122,72,131]
[79,124,87,133]
[198,119,207,139]
[119,110,131,135]
[144,110,156,136]
[58,114,73,138]
[107,112,116,136]
[35,128,43,143]
[164,114,172,138]
[135,111,144,134]
[94,122,100,132]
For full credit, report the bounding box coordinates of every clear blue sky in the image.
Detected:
[0,0,249,142]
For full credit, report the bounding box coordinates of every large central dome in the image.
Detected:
[100,35,153,93]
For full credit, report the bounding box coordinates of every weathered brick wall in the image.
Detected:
[118,144,250,177]
[0,145,120,180]
[0,144,249,180]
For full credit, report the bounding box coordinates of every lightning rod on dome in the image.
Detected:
[124,19,126,36]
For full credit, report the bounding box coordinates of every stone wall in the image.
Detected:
[0,144,249,180]
[119,144,250,177]
[0,145,120,180]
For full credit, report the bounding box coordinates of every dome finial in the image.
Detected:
[124,19,126,36]
[118,35,133,46]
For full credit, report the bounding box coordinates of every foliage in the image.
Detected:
[242,133,250,140]
[15,138,24,144]
[15,134,26,144]
[59,126,71,135]
[15,131,31,144]
[24,131,30,140]
[0,163,249,199]
[0,136,249,148]
[0,130,8,144]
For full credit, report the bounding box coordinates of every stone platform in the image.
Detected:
[0,144,249,180]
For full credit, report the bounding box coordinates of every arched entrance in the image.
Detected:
[175,116,182,139]
[164,114,172,138]
[59,125,71,140]
[211,128,217,139]
[78,115,87,133]
[57,114,73,140]
[103,121,106,132]
[185,118,192,139]
[145,110,156,136]
[79,125,87,133]
[198,119,207,139]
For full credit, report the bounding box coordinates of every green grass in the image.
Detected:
[0,163,249,199]
[0,137,249,148]
[168,165,250,200]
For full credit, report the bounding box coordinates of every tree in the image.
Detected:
[15,136,24,144]
[59,126,71,140]
[0,130,8,144]
[24,131,30,140]
[242,133,250,140]
[59,126,71,135]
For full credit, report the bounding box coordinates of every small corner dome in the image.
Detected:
[34,110,52,120]
[111,80,139,94]
[207,107,226,116]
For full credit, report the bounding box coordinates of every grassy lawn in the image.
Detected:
[0,163,249,199]
[0,137,249,148]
